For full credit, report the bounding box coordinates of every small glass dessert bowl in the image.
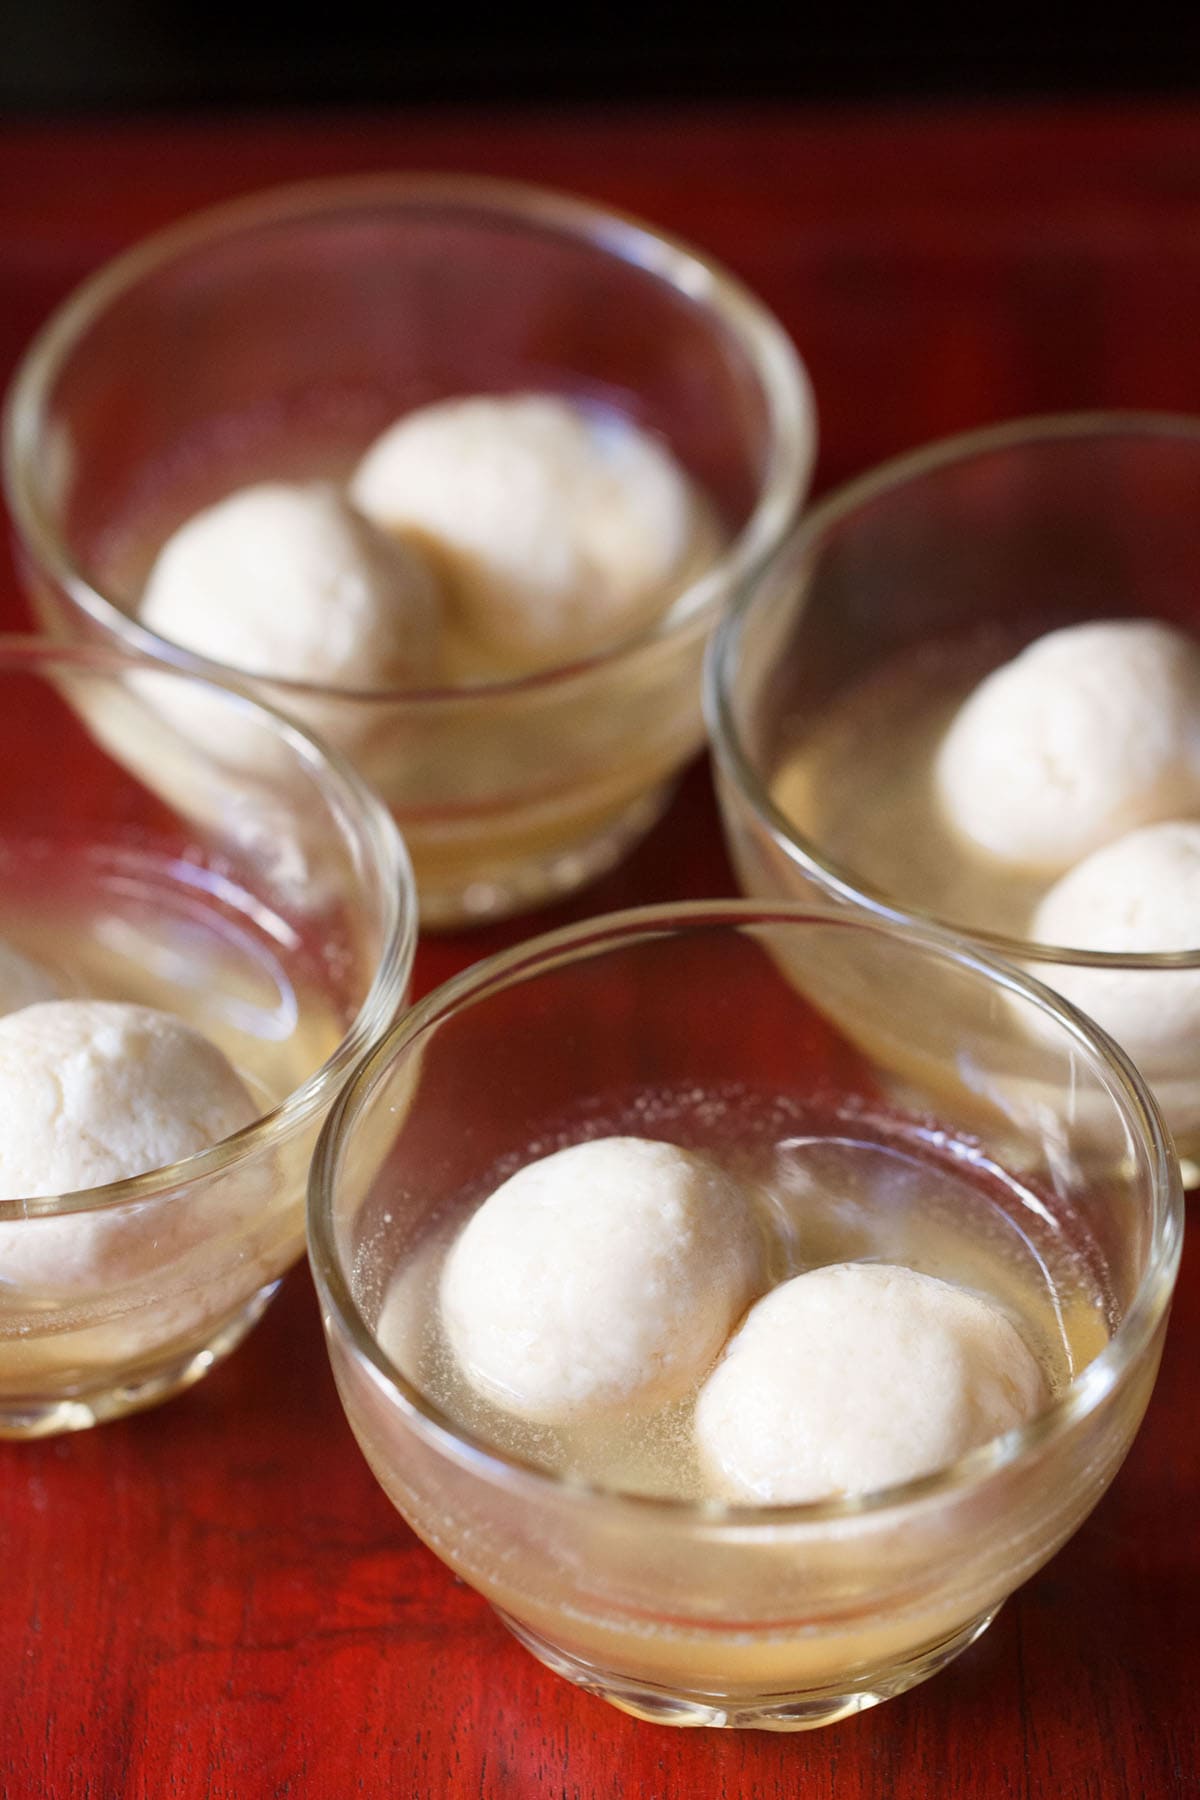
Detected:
[3,173,815,928]
[0,638,415,1437]
[708,412,1200,1178]
[307,901,1181,1731]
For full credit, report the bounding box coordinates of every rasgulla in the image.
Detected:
[439,1136,761,1425]
[695,1262,1046,1504]
[352,394,716,676]
[1031,818,1200,1074]
[935,621,1200,874]
[141,480,442,689]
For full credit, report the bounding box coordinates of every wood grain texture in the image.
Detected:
[1,105,1199,1799]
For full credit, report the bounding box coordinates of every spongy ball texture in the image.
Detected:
[1030,819,1200,1073]
[351,394,716,676]
[141,480,442,688]
[439,1136,762,1424]
[0,1000,258,1201]
[934,621,1200,875]
[695,1262,1046,1504]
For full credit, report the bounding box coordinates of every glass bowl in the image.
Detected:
[0,638,415,1436]
[308,901,1181,1731]
[708,412,1200,1174]
[3,173,815,928]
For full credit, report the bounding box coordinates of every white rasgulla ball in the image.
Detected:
[934,621,1200,874]
[694,1263,1046,1504]
[351,394,715,675]
[1030,819,1200,1075]
[0,940,57,1015]
[0,1002,261,1306]
[141,480,443,688]
[439,1136,762,1424]
[0,1000,257,1204]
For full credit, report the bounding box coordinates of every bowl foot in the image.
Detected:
[0,1277,281,1438]
[414,784,676,930]
[496,1604,1000,1731]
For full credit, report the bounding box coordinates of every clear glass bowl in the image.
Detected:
[3,173,815,927]
[0,638,415,1436]
[308,902,1181,1731]
[708,412,1200,1174]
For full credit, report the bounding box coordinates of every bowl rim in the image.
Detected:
[0,634,417,1223]
[2,170,816,704]
[706,407,1200,971]
[307,896,1183,1531]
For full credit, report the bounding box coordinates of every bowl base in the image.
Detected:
[497,1604,1000,1731]
[0,1277,281,1438]
[415,783,675,930]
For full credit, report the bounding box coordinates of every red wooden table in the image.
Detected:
[3,106,1200,1799]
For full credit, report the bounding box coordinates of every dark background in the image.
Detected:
[4,10,1200,111]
